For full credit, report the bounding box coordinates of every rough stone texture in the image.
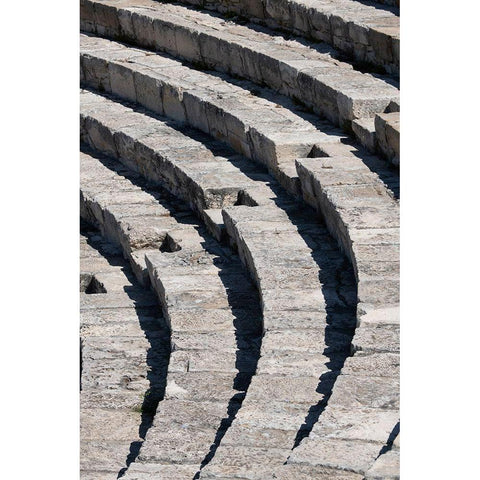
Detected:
[291,152,399,475]
[81,147,265,477]
[80,0,400,476]
[176,0,400,75]
[80,228,169,480]
[80,33,345,196]
[352,116,377,153]
[375,111,400,166]
[80,0,399,129]
[365,448,400,479]
[199,199,357,477]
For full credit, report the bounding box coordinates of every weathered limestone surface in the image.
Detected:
[80,33,345,196]
[352,116,376,153]
[79,95,380,477]
[80,93,399,479]
[375,112,400,166]
[199,201,357,477]
[365,427,400,479]
[366,449,400,479]
[80,0,399,129]
[80,89,262,216]
[290,152,399,474]
[81,147,263,477]
[174,0,400,74]
[80,228,170,479]
[79,0,400,475]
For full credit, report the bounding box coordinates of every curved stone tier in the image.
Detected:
[172,0,399,75]
[287,154,399,475]
[80,79,399,476]
[79,92,377,477]
[80,33,347,196]
[80,0,399,131]
[81,147,263,478]
[80,228,170,479]
[199,202,358,478]
[79,0,400,475]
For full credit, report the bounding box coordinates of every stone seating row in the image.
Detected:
[173,0,399,75]
[80,230,170,478]
[80,86,398,476]
[80,0,399,132]
[81,147,263,478]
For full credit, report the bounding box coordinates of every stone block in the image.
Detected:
[132,69,164,115]
[365,449,400,479]
[329,374,399,410]
[341,353,400,378]
[310,405,399,443]
[289,437,382,474]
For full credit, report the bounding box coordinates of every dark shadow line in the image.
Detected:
[80,80,382,463]
[80,146,263,478]
[155,1,399,78]
[348,0,399,16]
[193,236,263,477]
[81,86,360,452]
[377,421,400,457]
[290,238,357,449]
[80,221,171,479]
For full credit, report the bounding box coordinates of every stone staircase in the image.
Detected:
[80,0,400,478]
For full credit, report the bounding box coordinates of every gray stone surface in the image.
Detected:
[80,229,169,480]
[172,0,400,75]
[199,198,357,477]
[291,125,399,477]
[80,148,264,477]
[288,437,383,473]
[365,448,400,479]
[79,0,400,475]
[80,33,346,195]
[375,111,400,166]
[80,0,399,128]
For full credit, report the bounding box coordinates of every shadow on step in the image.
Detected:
[80,146,263,477]
[309,140,400,200]
[195,248,263,478]
[352,0,399,16]
[377,421,400,457]
[80,221,171,479]
[83,134,358,454]
[155,0,398,80]
[272,198,358,450]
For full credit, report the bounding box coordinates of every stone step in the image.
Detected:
[352,116,377,152]
[199,201,357,477]
[295,155,399,314]
[282,149,400,475]
[375,112,400,166]
[352,112,400,166]
[80,89,283,224]
[80,33,347,196]
[122,463,200,480]
[80,0,399,130]
[80,46,399,473]
[80,229,169,478]
[173,0,400,75]
[80,110,375,476]
[365,448,399,480]
[80,147,263,477]
[80,149,187,284]
[287,437,385,474]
